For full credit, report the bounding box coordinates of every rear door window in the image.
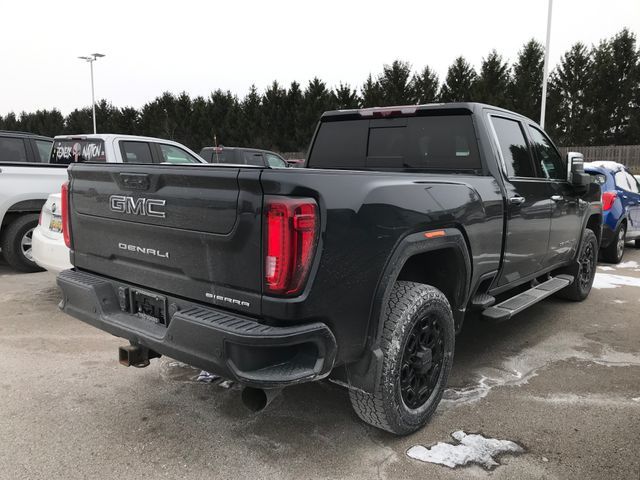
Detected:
[158,144,200,164]
[244,151,265,166]
[121,141,153,163]
[0,137,28,162]
[490,117,536,178]
[34,140,53,162]
[624,172,640,194]
[51,139,106,164]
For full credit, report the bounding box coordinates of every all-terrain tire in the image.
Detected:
[1,214,43,273]
[349,281,455,435]
[556,229,598,301]
[601,222,626,264]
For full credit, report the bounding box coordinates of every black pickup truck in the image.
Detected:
[57,103,602,434]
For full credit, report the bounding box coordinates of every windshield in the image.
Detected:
[50,139,106,164]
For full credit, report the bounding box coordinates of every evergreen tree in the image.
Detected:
[300,78,334,147]
[262,81,288,150]
[412,66,439,104]
[474,50,511,108]
[65,107,93,134]
[332,83,360,109]
[378,60,414,105]
[439,57,477,102]
[284,81,304,151]
[239,86,264,148]
[588,29,639,144]
[547,43,593,145]
[509,40,544,122]
[361,74,383,107]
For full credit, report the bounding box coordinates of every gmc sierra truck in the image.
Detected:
[57,103,602,435]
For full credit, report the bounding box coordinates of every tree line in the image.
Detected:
[1,29,637,153]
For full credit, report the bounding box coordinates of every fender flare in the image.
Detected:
[334,227,472,393]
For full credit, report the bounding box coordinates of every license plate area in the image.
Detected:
[49,215,62,233]
[129,288,168,326]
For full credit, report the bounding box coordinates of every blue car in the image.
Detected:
[585,161,640,263]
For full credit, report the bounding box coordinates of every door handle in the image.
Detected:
[509,195,526,205]
[551,195,563,202]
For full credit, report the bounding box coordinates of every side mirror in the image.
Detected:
[567,152,591,188]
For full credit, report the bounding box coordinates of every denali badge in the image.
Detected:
[118,243,169,258]
[110,195,166,218]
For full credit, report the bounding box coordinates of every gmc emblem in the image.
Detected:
[109,195,166,218]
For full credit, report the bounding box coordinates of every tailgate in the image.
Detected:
[67,163,264,315]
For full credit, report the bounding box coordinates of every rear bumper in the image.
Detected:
[57,269,337,388]
[32,227,72,274]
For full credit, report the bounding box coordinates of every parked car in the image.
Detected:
[199,146,288,168]
[32,193,72,273]
[0,163,68,271]
[0,130,53,163]
[28,134,207,274]
[57,103,601,435]
[51,134,206,165]
[585,161,640,263]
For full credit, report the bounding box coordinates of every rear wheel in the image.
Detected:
[1,214,44,273]
[349,282,454,435]
[556,229,598,301]
[601,222,626,264]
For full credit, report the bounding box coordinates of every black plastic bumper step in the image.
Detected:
[482,274,574,321]
[470,293,496,310]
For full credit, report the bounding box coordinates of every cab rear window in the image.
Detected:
[50,140,106,164]
[308,114,482,172]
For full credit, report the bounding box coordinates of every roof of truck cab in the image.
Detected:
[53,134,182,143]
[0,130,53,141]
[321,102,537,124]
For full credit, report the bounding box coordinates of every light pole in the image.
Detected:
[78,53,105,134]
[540,0,553,129]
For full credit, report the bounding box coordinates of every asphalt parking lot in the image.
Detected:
[0,253,639,480]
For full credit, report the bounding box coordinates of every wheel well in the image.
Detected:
[586,214,603,245]
[396,248,466,311]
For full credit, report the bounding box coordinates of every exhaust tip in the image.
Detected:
[241,387,281,412]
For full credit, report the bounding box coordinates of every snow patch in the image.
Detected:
[443,332,640,406]
[593,273,640,289]
[613,299,627,304]
[407,431,523,469]
[196,370,221,383]
[598,266,616,271]
[616,260,639,269]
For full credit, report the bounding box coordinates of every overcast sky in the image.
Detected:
[1,0,638,115]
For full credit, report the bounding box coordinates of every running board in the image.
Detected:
[482,274,574,321]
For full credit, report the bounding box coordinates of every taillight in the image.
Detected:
[264,196,318,295]
[602,191,617,211]
[61,181,71,248]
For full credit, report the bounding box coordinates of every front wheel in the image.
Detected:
[1,214,44,273]
[349,282,455,435]
[556,229,598,301]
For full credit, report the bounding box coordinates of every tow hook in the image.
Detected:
[118,344,161,368]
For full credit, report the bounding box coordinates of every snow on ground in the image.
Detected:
[407,430,523,469]
[616,260,639,269]
[442,332,640,406]
[593,273,640,289]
